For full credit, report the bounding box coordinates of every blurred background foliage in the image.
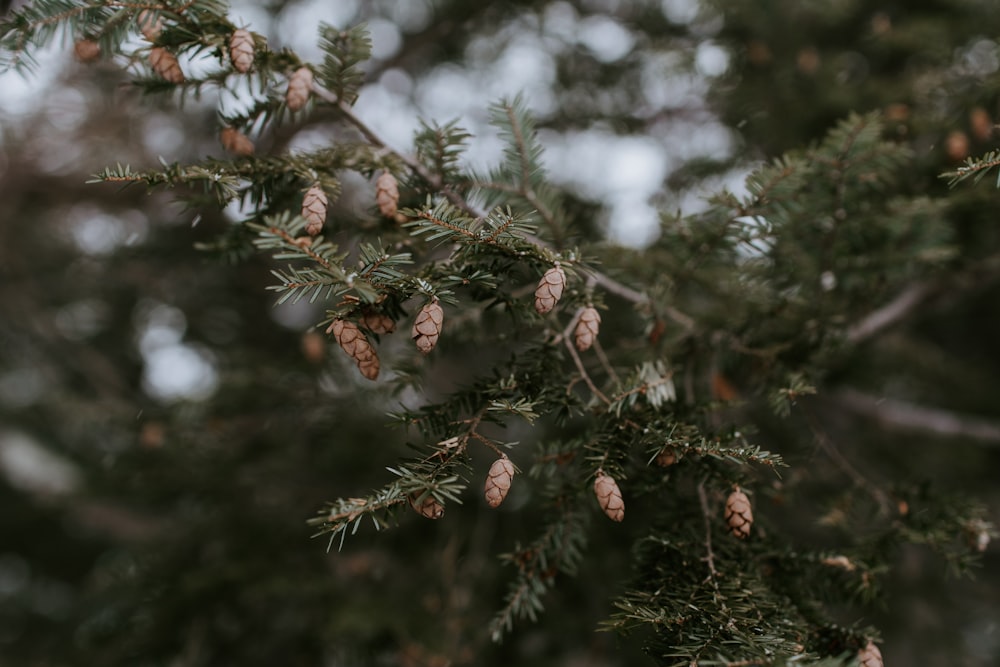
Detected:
[1,0,999,665]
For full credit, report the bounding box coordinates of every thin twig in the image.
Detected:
[802,408,891,515]
[563,318,611,405]
[846,253,1000,345]
[592,337,621,386]
[697,481,722,585]
[833,388,1000,445]
[845,281,935,344]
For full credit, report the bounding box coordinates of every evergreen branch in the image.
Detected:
[308,80,671,317]
[942,149,1000,187]
[802,406,891,514]
[489,501,589,642]
[309,444,471,549]
[845,279,937,344]
[832,388,1000,445]
[846,253,1000,344]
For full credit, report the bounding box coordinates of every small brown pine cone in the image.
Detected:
[220,127,254,156]
[359,309,396,335]
[411,300,444,354]
[574,306,601,352]
[300,331,325,364]
[593,471,624,522]
[326,319,379,381]
[409,493,445,520]
[301,184,328,236]
[229,29,255,73]
[149,46,184,83]
[484,456,515,508]
[655,446,677,467]
[74,39,101,63]
[286,66,313,111]
[970,106,994,142]
[534,264,566,315]
[136,10,162,41]
[724,488,753,539]
[857,641,883,667]
[375,172,399,218]
[946,130,970,162]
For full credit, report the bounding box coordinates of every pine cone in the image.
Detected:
[326,319,379,381]
[286,66,313,111]
[229,29,255,73]
[149,46,184,83]
[857,641,883,667]
[359,309,396,335]
[409,493,445,519]
[73,39,101,63]
[655,446,677,467]
[375,172,399,218]
[724,488,753,539]
[970,106,994,141]
[411,300,444,354]
[484,456,515,508]
[220,127,254,156]
[301,183,328,236]
[593,470,624,522]
[534,264,566,315]
[136,10,162,41]
[574,306,601,351]
[300,331,325,364]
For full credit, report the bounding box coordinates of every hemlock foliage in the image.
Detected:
[1,1,999,666]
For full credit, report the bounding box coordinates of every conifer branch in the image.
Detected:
[802,407,891,514]
[308,80,674,319]
[833,388,1000,445]
[697,481,724,603]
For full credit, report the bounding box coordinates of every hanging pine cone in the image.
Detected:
[484,456,515,508]
[300,331,325,364]
[574,306,601,351]
[73,39,100,63]
[409,493,445,519]
[301,183,328,236]
[655,446,677,467]
[229,29,255,73]
[534,264,566,315]
[359,309,396,335]
[219,127,254,156]
[724,488,753,539]
[593,470,625,522]
[286,66,313,111]
[375,172,399,218]
[149,46,184,83]
[136,10,162,41]
[411,299,444,354]
[326,319,379,381]
[857,641,883,667]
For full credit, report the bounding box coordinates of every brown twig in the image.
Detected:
[833,388,1000,445]
[802,408,891,515]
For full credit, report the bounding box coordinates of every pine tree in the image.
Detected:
[1,2,998,666]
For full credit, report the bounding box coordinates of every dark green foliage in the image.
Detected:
[2,2,999,666]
